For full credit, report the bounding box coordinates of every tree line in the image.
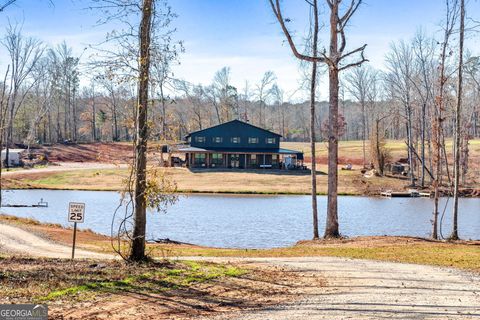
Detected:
[0,25,478,156]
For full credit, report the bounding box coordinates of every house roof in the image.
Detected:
[185,119,282,139]
[177,147,302,155]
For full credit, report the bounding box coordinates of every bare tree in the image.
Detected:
[410,31,437,187]
[207,67,238,124]
[345,65,372,168]
[451,0,465,240]
[256,71,276,128]
[269,0,367,238]
[1,23,44,168]
[176,80,207,130]
[432,0,459,239]
[128,0,154,261]
[24,56,52,151]
[0,66,11,206]
[385,41,416,186]
[151,18,183,140]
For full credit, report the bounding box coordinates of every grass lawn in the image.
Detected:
[4,166,408,195]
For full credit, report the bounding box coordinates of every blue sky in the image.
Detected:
[0,0,479,100]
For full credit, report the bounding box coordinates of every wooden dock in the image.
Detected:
[381,190,431,198]
[1,199,48,208]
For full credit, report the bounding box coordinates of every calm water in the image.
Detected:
[1,189,479,248]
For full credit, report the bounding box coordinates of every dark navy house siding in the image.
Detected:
[187,120,281,150]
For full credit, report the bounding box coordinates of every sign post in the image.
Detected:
[68,202,85,260]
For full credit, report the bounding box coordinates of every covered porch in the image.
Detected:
[177,147,304,170]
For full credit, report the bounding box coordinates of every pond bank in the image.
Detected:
[1,214,479,273]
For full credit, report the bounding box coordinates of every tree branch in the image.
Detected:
[340,0,362,27]
[268,0,327,63]
[338,45,368,71]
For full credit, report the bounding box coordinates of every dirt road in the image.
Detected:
[2,162,126,177]
[0,224,479,319]
[0,223,112,259]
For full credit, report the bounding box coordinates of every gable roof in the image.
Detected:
[185,119,282,139]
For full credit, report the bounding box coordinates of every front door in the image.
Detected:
[230,154,240,168]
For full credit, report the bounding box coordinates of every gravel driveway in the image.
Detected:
[200,256,480,320]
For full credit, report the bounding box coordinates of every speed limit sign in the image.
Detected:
[69,202,85,260]
[68,202,85,223]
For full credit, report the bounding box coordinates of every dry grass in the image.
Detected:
[4,166,407,195]
[0,256,321,320]
[140,238,480,273]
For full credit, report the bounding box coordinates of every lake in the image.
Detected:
[1,189,479,248]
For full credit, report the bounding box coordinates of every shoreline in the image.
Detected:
[3,186,361,196]
[4,186,479,198]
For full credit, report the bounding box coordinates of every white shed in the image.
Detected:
[1,149,26,167]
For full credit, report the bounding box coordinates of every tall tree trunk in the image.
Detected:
[421,102,426,186]
[362,102,366,168]
[310,0,319,240]
[160,84,166,139]
[405,103,415,186]
[269,0,366,240]
[72,87,77,142]
[325,1,340,238]
[451,0,465,240]
[130,0,153,262]
[375,119,383,175]
[92,101,96,141]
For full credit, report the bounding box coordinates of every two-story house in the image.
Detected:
[178,120,304,169]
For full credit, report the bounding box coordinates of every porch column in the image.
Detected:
[263,154,266,167]
[244,154,247,169]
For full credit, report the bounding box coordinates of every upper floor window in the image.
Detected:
[213,137,223,143]
[231,137,241,143]
[266,137,276,144]
[195,136,206,143]
[248,137,259,144]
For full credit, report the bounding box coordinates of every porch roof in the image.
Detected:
[177,146,303,156]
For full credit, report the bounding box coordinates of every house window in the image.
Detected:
[250,154,257,165]
[195,136,205,143]
[231,137,240,143]
[194,153,206,165]
[213,137,223,143]
[212,153,223,165]
[266,137,276,144]
[248,137,258,144]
